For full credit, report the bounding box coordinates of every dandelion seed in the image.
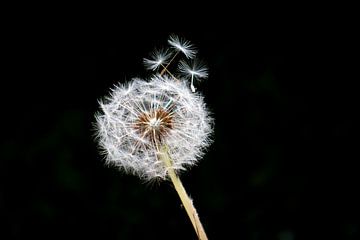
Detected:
[143,48,171,71]
[178,60,208,92]
[168,34,197,59]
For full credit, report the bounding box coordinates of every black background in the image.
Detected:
[1,18,358,240]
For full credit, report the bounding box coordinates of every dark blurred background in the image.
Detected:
[1,20,358,240]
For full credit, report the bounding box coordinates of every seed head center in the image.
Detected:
[149,117,161,128]
[134,108,173,143]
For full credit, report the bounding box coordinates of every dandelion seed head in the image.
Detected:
[95,75,213,180]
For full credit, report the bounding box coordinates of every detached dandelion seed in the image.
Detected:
[168,34,197,59]
[143,48,171,71]
[95,35,213,240]
[178,60,209,92]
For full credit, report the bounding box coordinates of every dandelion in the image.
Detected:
[95,35,213,240]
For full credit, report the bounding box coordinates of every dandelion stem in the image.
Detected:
[159,145,208,240]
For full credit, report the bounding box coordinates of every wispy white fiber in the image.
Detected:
[168,34,197,59]
[178,60,208,92]
[143,48,171,71]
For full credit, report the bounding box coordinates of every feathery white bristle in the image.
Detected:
[168,34,197,59]
[178,60,208,92]
[178,60,209,79]
[143,48,171,71]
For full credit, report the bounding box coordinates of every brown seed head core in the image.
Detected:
[134,108,173,144]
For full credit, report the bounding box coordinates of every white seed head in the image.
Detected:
[143,48,171,71]
[95,75,213,180]
[168,34,197,59]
